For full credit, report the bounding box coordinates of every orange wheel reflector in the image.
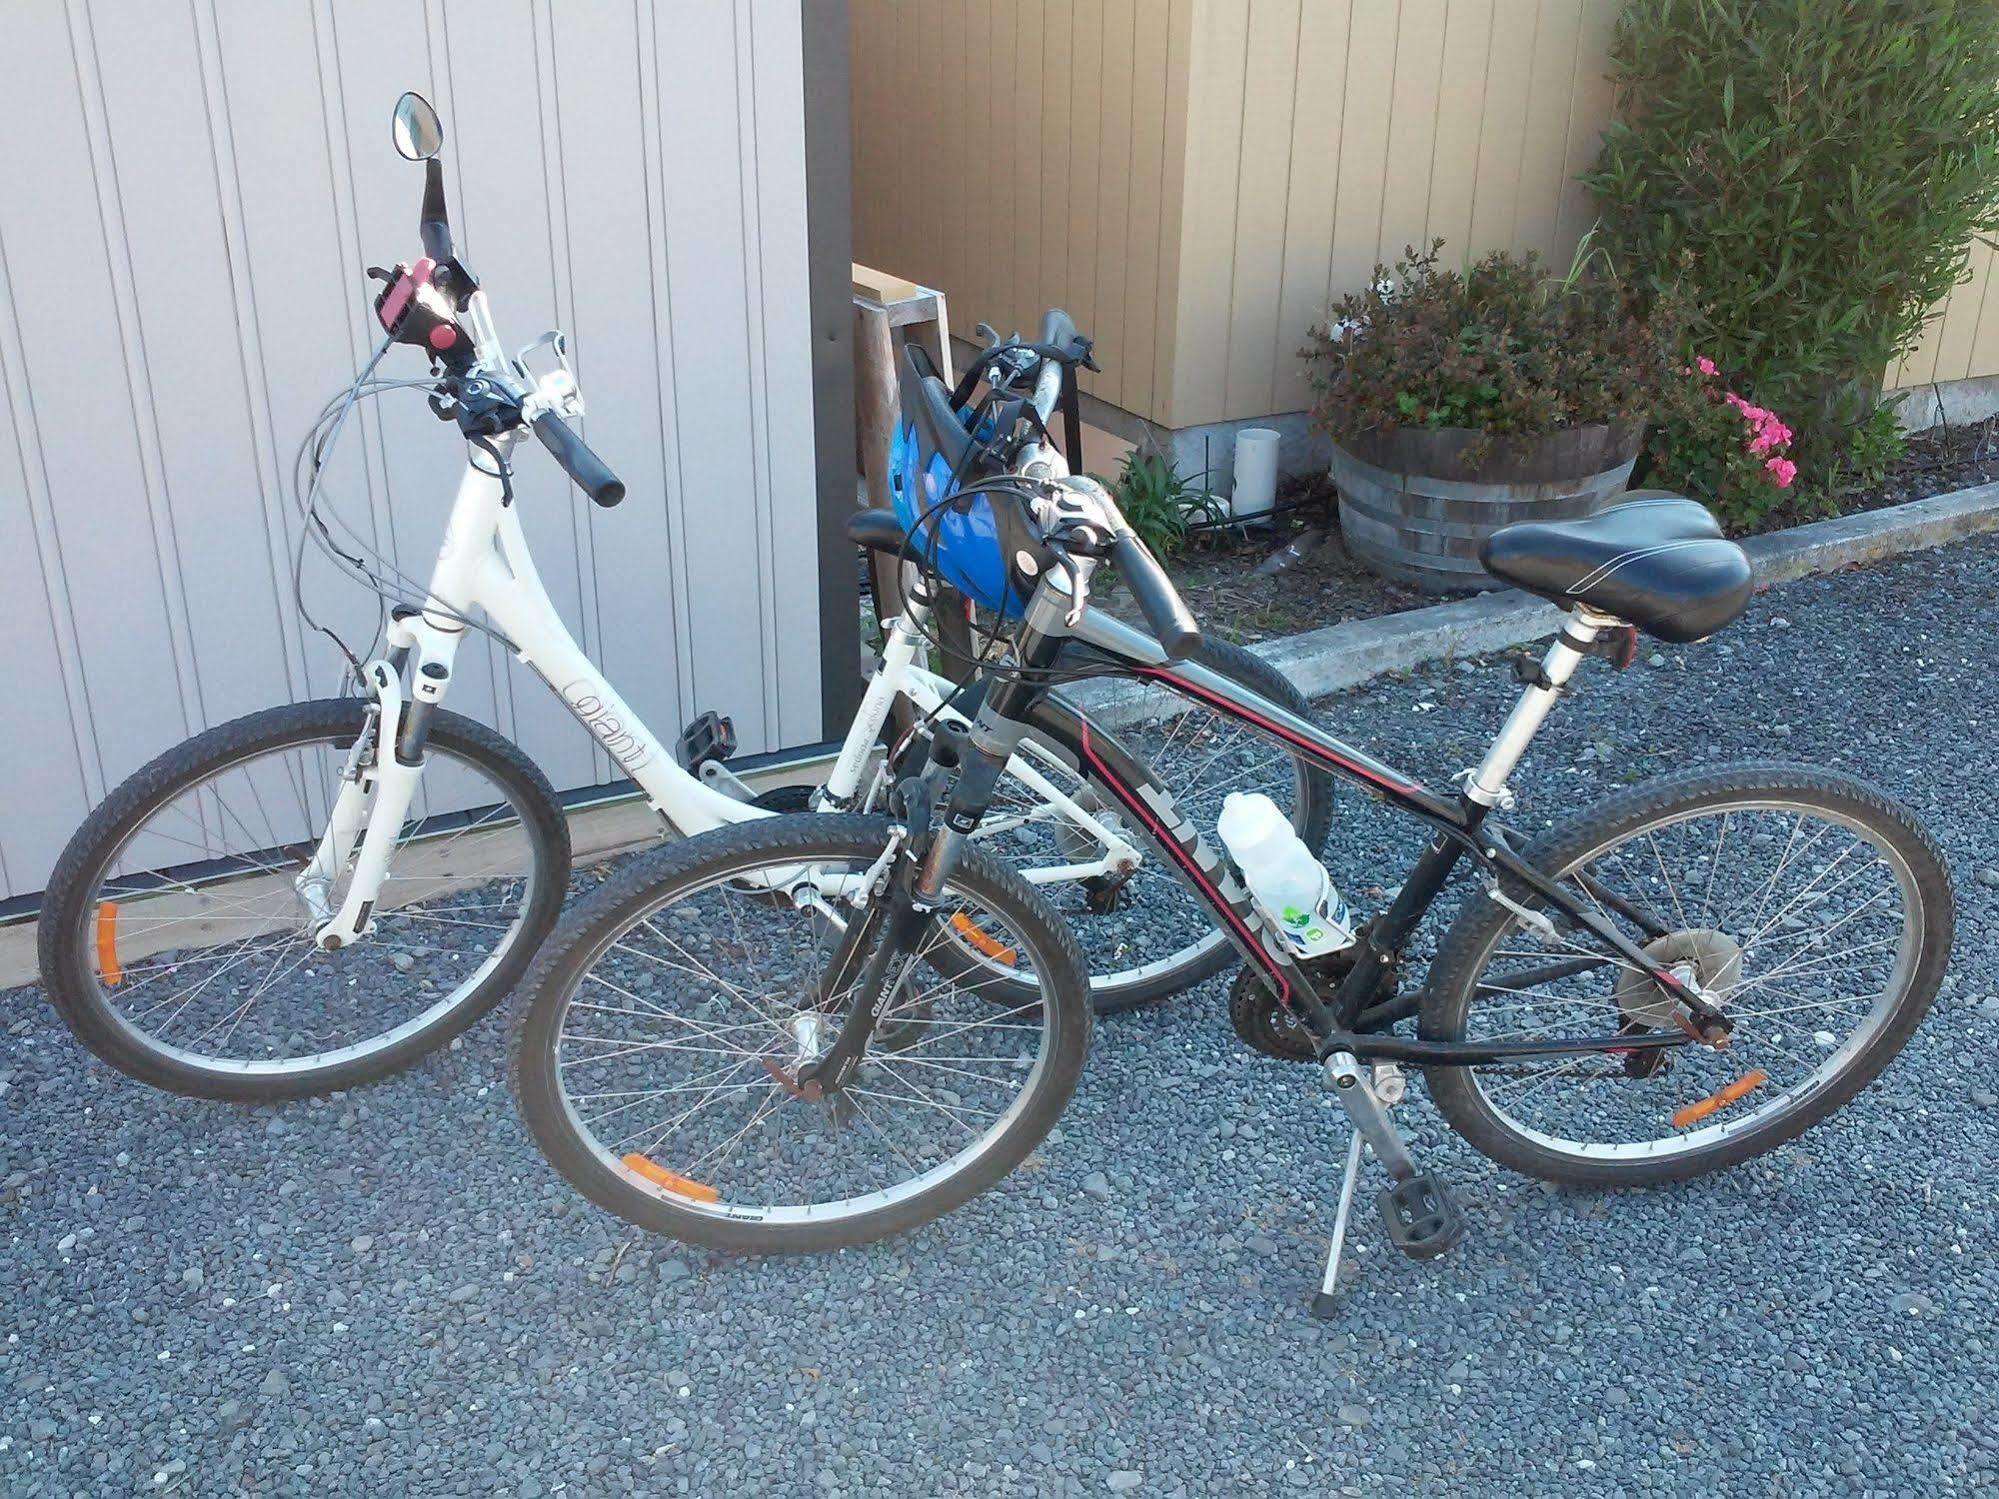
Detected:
[620,1153,719,1202]
[95,901,123,986]
[949,912,1017,966]
[1670,1068,1768,1130]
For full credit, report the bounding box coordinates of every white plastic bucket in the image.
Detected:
[1230,427,1280,520]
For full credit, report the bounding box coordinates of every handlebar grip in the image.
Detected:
[1110,532,1201,662]
[531,411,626,507]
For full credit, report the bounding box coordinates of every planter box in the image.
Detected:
[1330,422,1643,593]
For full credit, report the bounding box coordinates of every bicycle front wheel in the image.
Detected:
[1420,765,1953,1186]
[511,815,1090,1253]
[38,699,569,1101]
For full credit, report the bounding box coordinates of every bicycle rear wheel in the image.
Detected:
[511,814,1090,1252]
[38,699,568,1101]
[1420,765,1953,1186]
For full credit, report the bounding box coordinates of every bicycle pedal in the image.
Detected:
[1377,1173,1464,1260]
[674,710,736,770]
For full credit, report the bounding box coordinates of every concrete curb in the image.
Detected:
[1247,481,1999,701]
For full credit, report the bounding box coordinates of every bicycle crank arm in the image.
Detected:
[1322,1051,1417,1182]
[1315,1051,1466,1312]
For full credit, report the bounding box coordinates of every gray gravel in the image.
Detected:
[6,536,1999,1494]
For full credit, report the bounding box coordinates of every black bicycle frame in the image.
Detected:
[993,611,1717,1068]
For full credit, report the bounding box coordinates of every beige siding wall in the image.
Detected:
[1889,238,1999,392]
[849,0,1194,419]
[851,0,1993,430]
[1169,0,1620,427]
[851,0,1620,428]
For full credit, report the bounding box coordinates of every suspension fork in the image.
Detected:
[308,613,462,949]
[805,646,1055,1092]
[801,739,975,1094]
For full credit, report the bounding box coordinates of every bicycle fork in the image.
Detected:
[300,612,458,948]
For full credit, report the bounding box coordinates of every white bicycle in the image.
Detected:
[36,93,1325,1100]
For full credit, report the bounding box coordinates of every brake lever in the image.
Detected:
[1043,518,1112,626]
[1042,542,1090,627]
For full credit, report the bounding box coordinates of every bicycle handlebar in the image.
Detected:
[531,410,625,507]
[1109,529,1201,661]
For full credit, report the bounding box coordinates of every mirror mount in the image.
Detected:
[420,159,452,263]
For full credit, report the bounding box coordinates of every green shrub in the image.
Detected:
[1104,449,1223,557]
[1301,241,1668,455]
[1585,0,1999,506]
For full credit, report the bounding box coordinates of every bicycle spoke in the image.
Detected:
[70,727,543,1075]
[1453,798,1919,1162]
[542,834,1066,1229]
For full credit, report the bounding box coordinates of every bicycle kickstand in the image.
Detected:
[1312,1127,1368,1319]
[1311,1052,1466,1320]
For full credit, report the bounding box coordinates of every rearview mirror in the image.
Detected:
[391,91,443,161]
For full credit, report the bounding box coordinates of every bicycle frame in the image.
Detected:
[1000,592,1722,1068]
[306,434,1137,943]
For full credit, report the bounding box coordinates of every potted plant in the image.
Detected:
[1303,241,1667,592]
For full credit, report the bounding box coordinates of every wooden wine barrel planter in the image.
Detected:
[1330,422,1644,593]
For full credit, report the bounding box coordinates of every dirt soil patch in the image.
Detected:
[1098,421,1997,647]
[1097,472,1430,646]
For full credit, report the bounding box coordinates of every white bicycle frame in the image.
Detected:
[302,293,1136,947]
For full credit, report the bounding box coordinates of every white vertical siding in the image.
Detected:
[0,0,822,900]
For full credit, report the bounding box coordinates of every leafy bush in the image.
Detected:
[1104,449,1223,557]
[1644,354,1799,529]
[1301,242,1668,453]
[1585,0,1999,504]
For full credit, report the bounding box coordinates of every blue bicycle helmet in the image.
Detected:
[888,345,1051,618]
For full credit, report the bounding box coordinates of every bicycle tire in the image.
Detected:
[1419,764,1953,1187]
[511,813,1090,1252]
[38,698,570,1102]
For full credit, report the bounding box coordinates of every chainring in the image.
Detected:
[1226,967,1317,1062]
[1227,941,1375,1062]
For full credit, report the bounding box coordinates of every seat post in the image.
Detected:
[1463,610,1615,807]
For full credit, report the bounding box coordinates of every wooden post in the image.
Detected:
[851,263,953,519]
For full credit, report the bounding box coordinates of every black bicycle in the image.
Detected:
[510,341,1953,1312]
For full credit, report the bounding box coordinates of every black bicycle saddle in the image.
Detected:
[1480,491,1754,643]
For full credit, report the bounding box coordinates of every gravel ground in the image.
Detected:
[6,536,1999,1495]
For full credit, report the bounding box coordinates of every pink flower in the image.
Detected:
[1744,409,1793,456]
[1695,356,1718,376]
[1765,456,1797,488]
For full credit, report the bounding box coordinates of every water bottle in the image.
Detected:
[1216,791,1354,957]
